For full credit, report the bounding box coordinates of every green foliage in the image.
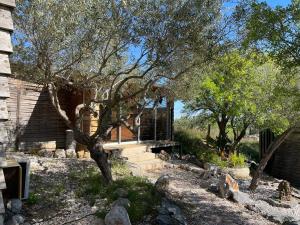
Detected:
[238,141,260,162]
[228,153,246,168]
[75,166,160,223]
[184,51,299,150]
[196,149,227,168]
[27,192,39,205]
[174,128,208,155]
[243,1,300,68]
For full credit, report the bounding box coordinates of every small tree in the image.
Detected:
[185,51,298,156]
[13,0,224,183]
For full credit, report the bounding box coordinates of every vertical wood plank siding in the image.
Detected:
[260,128,300,187]
[6,78,68,150]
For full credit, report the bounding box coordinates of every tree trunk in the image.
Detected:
[231,125,249,153]
[249,128,294,191]
[217,116,229,156]
[88,141,113,184]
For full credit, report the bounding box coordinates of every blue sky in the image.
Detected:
[174,0,291,119]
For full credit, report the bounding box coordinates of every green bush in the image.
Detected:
[238,141,259,162]
[196,149,227,168]
[75,166,160,223]
[228,153,246,168]
[27,192,39,205]
[174,128,208,155]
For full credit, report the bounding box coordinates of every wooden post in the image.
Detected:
[154,107,157,141]
[137,116,141,143]
[117,105,121,144]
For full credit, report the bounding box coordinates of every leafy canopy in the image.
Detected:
[186,51,299,135]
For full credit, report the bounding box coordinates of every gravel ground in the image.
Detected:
[7,153,105,225]
[143,167,278,225]
[7,153,300,225]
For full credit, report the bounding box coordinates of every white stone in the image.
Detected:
[105,206,132,225]
[65,149,76,158]
[54,149,66,158]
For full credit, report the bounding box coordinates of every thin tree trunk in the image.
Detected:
[249,128,294,190]
[231,125,249,153]
[89,142,113,184]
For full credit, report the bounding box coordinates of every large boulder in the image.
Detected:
[105,206,132,225]
[155,175,172,195]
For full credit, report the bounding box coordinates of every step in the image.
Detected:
[126,152,157,162]
[120,148,149,157]
[135,159,166,171]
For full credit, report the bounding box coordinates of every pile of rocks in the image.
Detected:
[5,199,25,225]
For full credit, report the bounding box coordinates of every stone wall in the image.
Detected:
[0,0,15,223]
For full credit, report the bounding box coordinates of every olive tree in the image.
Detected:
[13,0,224,183]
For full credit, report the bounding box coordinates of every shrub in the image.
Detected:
[228,153,247,168]
[174,128,208,155]
[27,192,39,205]
[196,149,227,168]
[238,141,259,162]
[75,165,160,223]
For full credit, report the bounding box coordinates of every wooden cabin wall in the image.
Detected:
[6,78,68,150]
[266,130,300,187]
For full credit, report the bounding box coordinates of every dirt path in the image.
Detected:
[143,166,278,225]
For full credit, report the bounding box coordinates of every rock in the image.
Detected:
[13,214,25,224]
[223,167,250,180]
[218,174,239,198]
[112,198,131,209]
[37,149,53,158]
[155,175,172,195]
[105,206,132,225]
[158,150,170,161]
[278,180,292,201]
[65,149,76,158]
[231,191,252,204]
[77,150,85,158]
[54,149,66,158]
[156,198,187,225]
[282,221,300,225]
[203,163,219,172]
[83,151,91,159]
[114,188,128,198]
[7,199,22,214]
[0,215,4,225]
[156,214,173,225]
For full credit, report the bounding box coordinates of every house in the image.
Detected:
[5,77,175,155]
[260,124,300,187]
